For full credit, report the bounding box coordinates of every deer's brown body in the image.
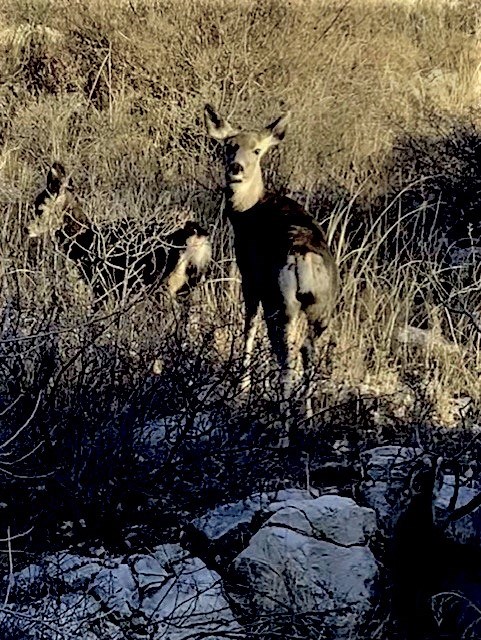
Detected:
[205,105,339,432]
[28,163,211,304]
[228,192,337,333]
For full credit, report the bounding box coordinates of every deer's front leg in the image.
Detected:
[241,298,260,394]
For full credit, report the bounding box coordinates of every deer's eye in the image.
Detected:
[253,148,261,156]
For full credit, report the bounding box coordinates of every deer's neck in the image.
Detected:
[226,168,265,213]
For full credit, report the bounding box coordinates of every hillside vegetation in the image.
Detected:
[0,0,480,550]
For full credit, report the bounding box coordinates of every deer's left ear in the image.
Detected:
[265,112,290,145]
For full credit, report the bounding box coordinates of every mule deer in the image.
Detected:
[204,105,339,435]
[27,163,211,305]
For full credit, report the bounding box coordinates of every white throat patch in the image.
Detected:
[228,173,265,212]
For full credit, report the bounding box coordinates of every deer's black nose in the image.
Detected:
[228,162,243,176]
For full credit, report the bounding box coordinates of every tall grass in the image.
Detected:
[0,0,480,441]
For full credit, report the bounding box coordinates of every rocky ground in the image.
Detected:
[2,444,481,639]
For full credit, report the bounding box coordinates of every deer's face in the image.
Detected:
[28,163,72,239]
[223,130,273,188]
[165,222,212,297]
[184,226,212,272]
[204,104,290,193]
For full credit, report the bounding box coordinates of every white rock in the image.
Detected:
[11,563,43,594]
[191,488,319,542]
[358,446,441,535]
[394,325,456,351]
[134,544,190,592]
[360,446,423,482]
[0,593,105,639]
[233,522,378,639]
[91,564,139,617]
[10,552,103,598]
[43,552,104,589]
[191,495,265,542]
[137,543,241,639]
[134,554,169,592]
[2,546,242,640]
[434,475,481,547]
[266,495,377,546]
[263,488,321,514]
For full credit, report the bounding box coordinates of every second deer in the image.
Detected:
[27,163,212,306]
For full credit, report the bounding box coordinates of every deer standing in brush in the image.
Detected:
[27,163,211,305]
[205,105,339,438]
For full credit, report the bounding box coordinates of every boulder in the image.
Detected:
[359,447,481,550]
[0,545,242,640]
[185,488,319,568]
[434,475,481,548]
[10,552,104,599]
[0,593,105,640]
[134,544,239,638]
[91,563,139,618]
[267,494,376,546]
[230,495,378,639]
[358,446,442,535]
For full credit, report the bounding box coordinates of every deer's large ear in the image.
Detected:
[265,112,291,146]
[47,162,68,193]
[204,104,238,140]
[48,162,66,181]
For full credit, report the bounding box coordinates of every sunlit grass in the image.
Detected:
[0,0,479,427]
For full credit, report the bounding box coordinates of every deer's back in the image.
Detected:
[228,192,336,284]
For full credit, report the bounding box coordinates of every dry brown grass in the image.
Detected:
[0,0,480,427]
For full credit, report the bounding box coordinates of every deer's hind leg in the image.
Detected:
[301,326,315,420]
[264,307,302,446]
[301,319,327,420]
[264,263,304,442]
[276,259,305,401]
[297,252,336,419]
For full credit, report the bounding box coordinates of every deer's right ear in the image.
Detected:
[49,162,66,181]
[204,104,238,140]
